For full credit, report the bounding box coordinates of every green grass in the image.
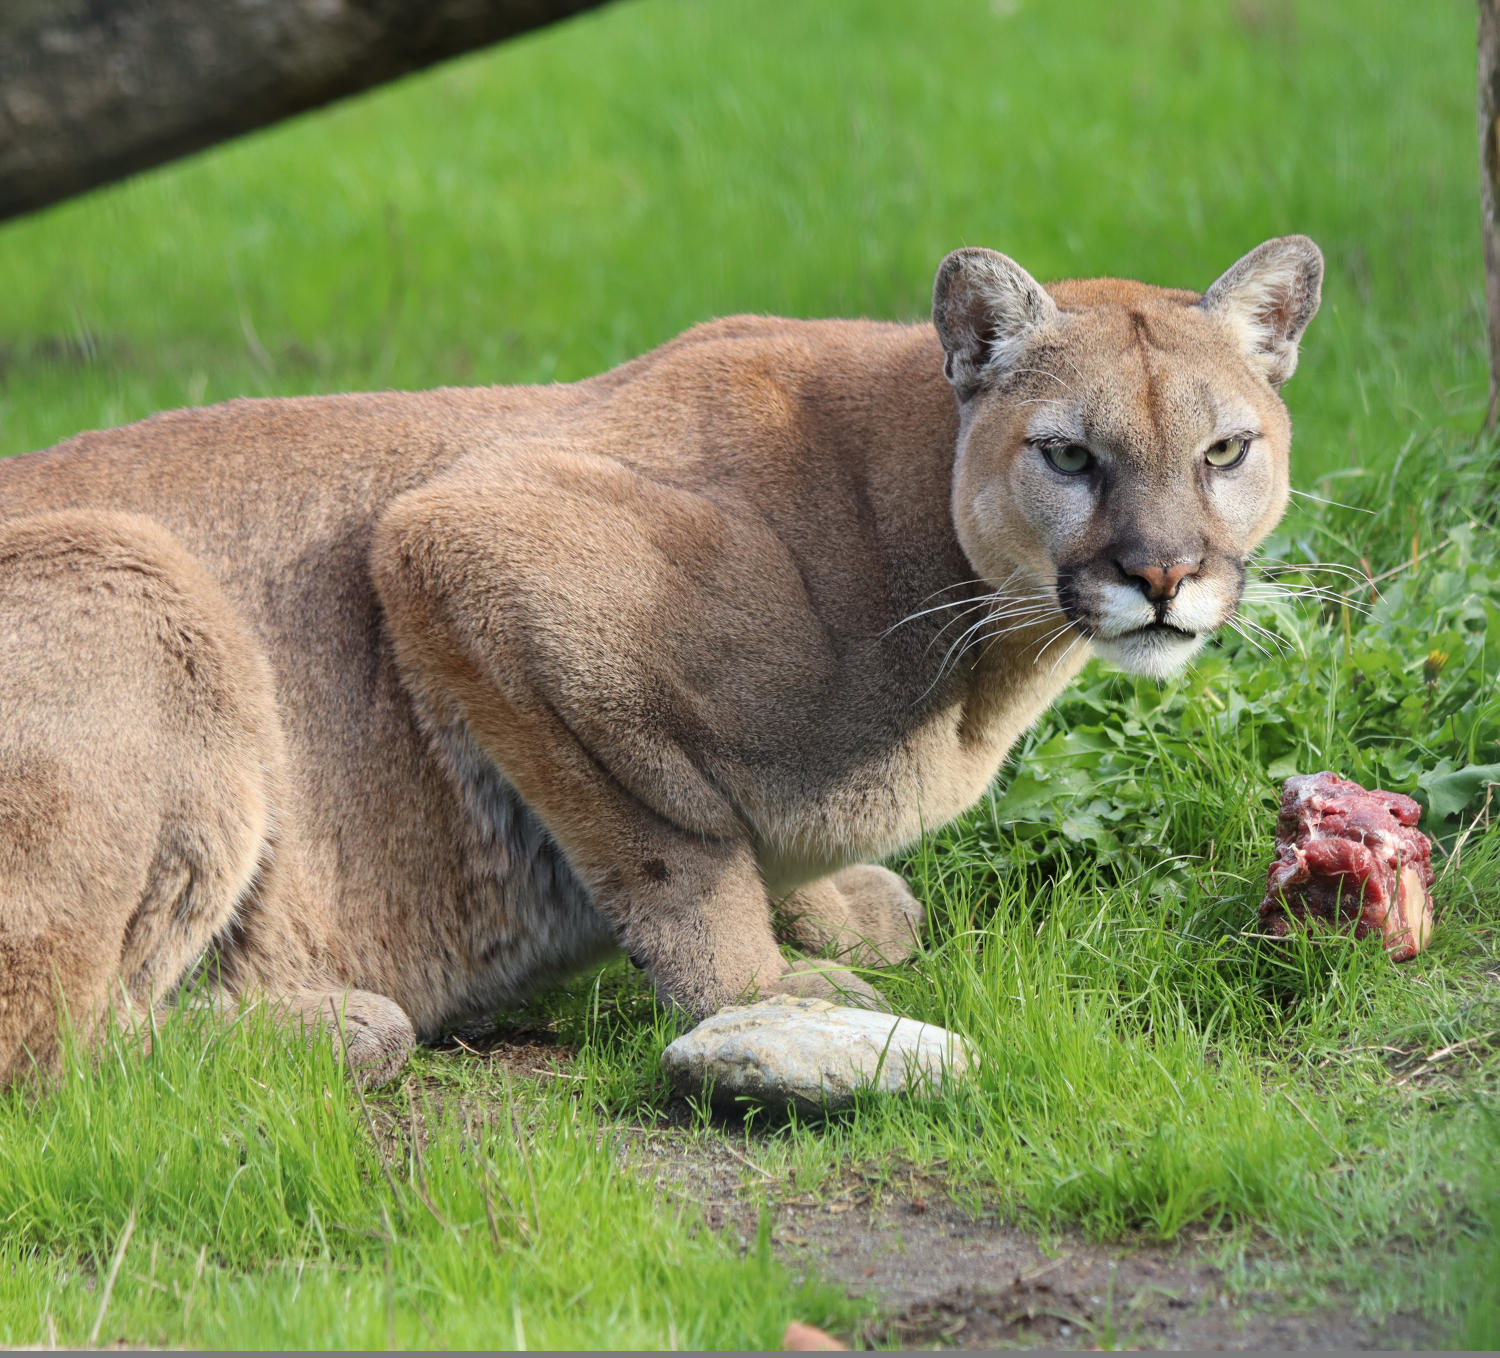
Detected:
[0,1007,859,1349]
[1,0,1497,1348]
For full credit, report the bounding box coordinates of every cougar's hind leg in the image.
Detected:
[295,988,415,1088]
[0,511,282,1084]
[206,985,415,1090]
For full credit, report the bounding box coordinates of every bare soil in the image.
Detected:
[433,1030,1442,1352]
[618,1122,1436,1352]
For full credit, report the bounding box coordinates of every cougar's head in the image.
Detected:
[933,236,1322,680]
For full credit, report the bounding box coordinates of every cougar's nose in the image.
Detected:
[1116,555,1202,602]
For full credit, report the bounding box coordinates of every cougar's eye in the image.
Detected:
[1041,442,1093,475]
[1205,436,1250,469]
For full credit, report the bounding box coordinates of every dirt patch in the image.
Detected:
[436,1022,580,1080]
[431,1037,1442,1351]
[614,1121,1437,1351]
[785,1195,1435,1350]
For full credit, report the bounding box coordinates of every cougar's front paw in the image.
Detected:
[767,958,887,1011]
[822,864,925,965]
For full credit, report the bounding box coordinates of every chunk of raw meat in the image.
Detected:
[1258,771,1435,961]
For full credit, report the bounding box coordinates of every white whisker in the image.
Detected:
[1224,617,1271,658]
[1025,619,1077,659]
[971,607,1070,664]
[923,595,1056,654]
[1047,632,1086,677]
[1229,613,1294,656]
[1055,353,1086,384]
[883,569,1027,638]
[1289,488,1377,515]
[910,578,1070,706]
[1254,560,1375,588]
[1241,584,1374,618]
[883,593,996,637]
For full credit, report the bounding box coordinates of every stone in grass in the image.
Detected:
[660,995,976,1113]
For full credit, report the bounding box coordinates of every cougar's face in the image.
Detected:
[933,240,1321,682]
[954,307,1293,680]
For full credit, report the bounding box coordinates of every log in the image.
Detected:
[0,0,614,223]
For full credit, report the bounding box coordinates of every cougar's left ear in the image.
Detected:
[932,247,1060,400]
[1198,235,1323,388]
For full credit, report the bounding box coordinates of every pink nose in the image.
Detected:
[1118,557,1201,601]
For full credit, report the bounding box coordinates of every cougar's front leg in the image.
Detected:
[780,865,925,967]
[371,457,879,1019]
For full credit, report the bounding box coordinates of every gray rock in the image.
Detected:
[660,995,977,1113]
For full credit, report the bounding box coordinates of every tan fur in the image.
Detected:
[0,239,1320,1084]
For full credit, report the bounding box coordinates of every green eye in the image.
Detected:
[1206,436,1250,469]
[1042,443,1092,474]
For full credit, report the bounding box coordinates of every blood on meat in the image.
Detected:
[1258,771,1435,962]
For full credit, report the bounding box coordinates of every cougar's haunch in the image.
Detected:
[0,238,1321,1084]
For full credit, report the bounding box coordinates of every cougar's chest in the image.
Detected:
[750,630,1087,893]
[745,698,1005,892]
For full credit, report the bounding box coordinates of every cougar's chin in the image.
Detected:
[1091,624,1208,681]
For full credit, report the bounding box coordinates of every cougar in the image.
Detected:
[0,236,1322,1085]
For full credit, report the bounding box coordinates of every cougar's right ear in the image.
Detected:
[932,247,1060,400]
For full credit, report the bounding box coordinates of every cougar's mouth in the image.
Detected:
[1089,617,1209,680]
[1123,620,1198,640]
[1053,591,1202,646]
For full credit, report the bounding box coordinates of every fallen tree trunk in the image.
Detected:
[0,0,614,223]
